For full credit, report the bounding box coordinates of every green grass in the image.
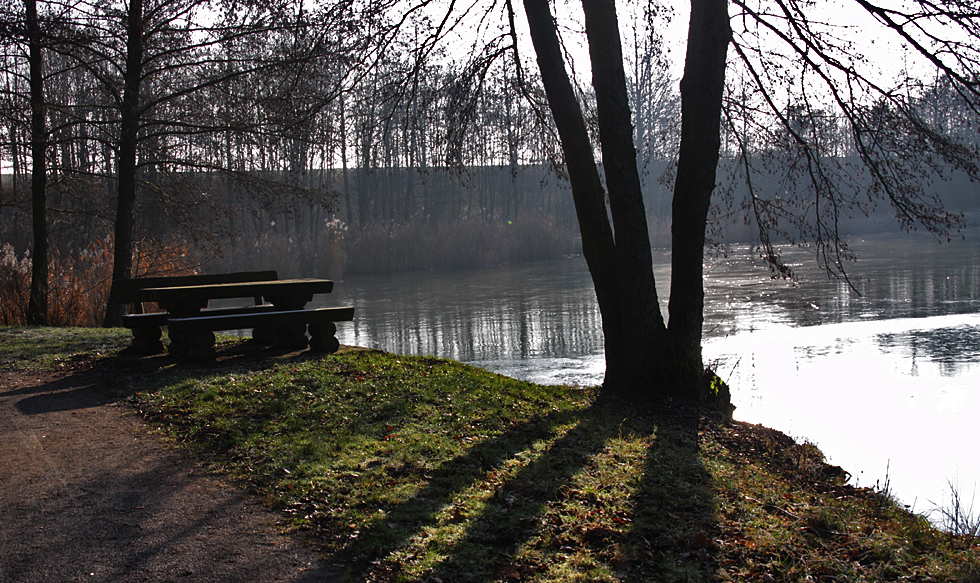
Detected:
[4,327,978,582]
[136,351,675,581]
[0,325,131,371]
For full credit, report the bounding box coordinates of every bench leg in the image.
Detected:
[188,331,217,362]
[130,326,164,354]
[308,321,340,353]
[167,330,216,361]
[272,323,309,350]
[167,330,189,357]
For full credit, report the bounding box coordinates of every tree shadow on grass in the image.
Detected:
[339,397,718,583]
[299,404,581,565]
[9,348,720,582]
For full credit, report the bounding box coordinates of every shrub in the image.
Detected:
[0,244,30,325]
[0,235,199,327]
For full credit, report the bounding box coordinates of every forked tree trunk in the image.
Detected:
[523,0,707,399]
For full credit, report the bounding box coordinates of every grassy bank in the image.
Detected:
[2,326,978,582]
[0,326,131,371]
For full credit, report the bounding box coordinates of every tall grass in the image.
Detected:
[46,237,114,327]
[0,244,30,325]
[0,235,199,327]
[932,480,980,539]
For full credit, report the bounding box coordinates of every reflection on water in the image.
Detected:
[327,259,606,365]
[324,233,980,516]
[702,235,980,335]
[876,325,980,375]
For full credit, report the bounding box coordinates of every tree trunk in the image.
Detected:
[103,0,144,327]
[667,0,731,359]
[522,0,628,390]
[26,0,48,326]
[340,95,353,226]
[504,84,520,221]
[582,0,674,394]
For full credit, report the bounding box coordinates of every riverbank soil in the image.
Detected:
[0,355,341,583]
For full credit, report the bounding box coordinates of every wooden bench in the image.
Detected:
[166,306,355,361]
[116,271,279,353]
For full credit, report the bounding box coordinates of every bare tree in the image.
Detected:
[24,0,47,324]
[517,0,980,400]
[725,0,980,287]
[81,0,376,324]
[1,0,93,324]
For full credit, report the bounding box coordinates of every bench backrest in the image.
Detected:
[115,270,279,311]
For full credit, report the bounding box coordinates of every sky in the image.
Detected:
[436,0,939,107]
[1,0,961,175]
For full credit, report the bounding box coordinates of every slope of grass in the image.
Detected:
[3,327,978,582]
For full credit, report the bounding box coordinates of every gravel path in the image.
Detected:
[0,360,342,583]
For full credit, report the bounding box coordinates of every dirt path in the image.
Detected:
[0,358,342,583]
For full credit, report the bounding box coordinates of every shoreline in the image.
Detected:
[2,326,978,582]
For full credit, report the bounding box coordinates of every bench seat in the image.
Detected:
[122,304,284,354]
[166,306,355,361]
[121,304,281,329]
